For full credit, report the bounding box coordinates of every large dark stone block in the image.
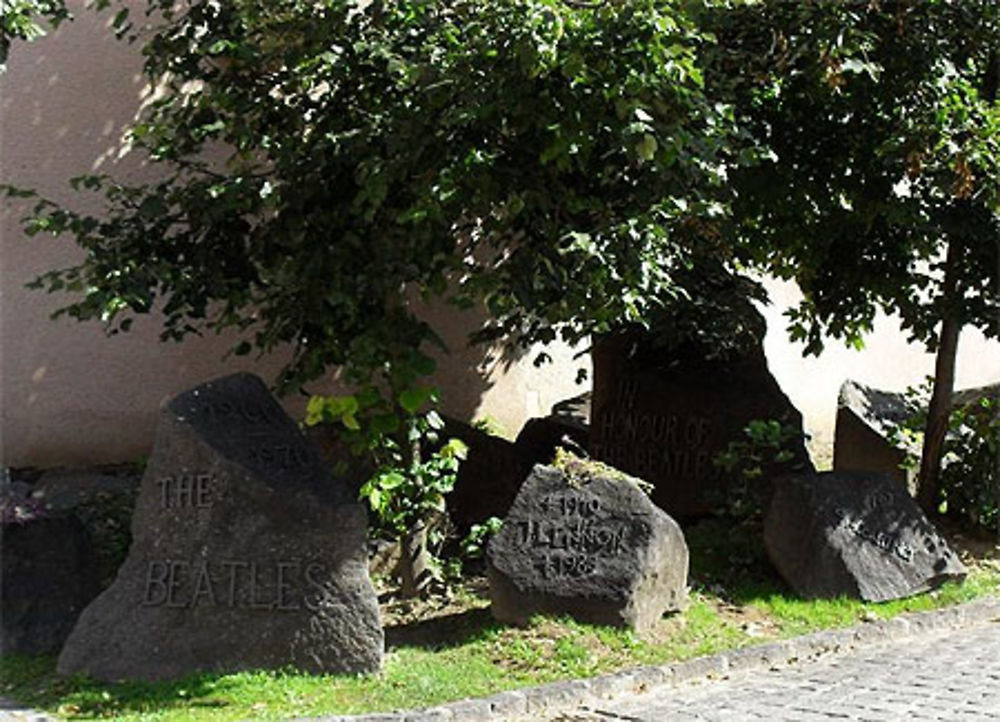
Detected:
[590,333,811,518]
[1,515,100,655]
[57,373,383,681]
[764,472,966,602]
[487,461,688,632]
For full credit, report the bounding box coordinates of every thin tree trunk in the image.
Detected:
[398,521,432,597]
[917,239,962,513]
[398,418,432,597]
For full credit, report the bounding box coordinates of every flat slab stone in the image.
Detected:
[589,332,811,518]
[57,373,382,681]
[765,471,966,602]
[487,461,688,632]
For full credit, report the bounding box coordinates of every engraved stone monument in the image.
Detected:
[764,471,967,602]
[487,460,688,632]
[58,373,383,681]
[590,333,811,518]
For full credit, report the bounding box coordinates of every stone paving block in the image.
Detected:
[438,698,490,721]
[586,671,637,700]
[523,679,591,716]
[672,653,728,682]
[628,664,673,691]
[482,691,527,717]
[402,707,453,722]
[725,641,795,673]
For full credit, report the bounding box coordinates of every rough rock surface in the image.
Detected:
[765,471,966,602]
[488,462,688,632]
[590,332,811,518]
[1,515,99,655]
[57,373,383,681]
[833,380,917,489]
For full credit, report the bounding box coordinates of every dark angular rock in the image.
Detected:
[833,380,917,489]
[833,379,1000,490]
[590,332,811,518]
[764,471,966,602]
[442,417,523,533]
[550,392,591,431]
[57,373,383,681]
[487,462,688,632]
[1,514,100,655]
[514,416,589,468]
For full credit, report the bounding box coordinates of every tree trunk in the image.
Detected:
[397,521,432,597]
[398,418,432,597]
[916,240,962,513]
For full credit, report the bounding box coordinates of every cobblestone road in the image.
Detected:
[558,619,1000,721]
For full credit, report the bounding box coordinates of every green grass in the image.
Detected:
[3,520,998,720]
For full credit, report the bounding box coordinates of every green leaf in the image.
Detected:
[636,134,658,162]
[399,386,433,415]
[378,471,406,490]
[426,410,444,430]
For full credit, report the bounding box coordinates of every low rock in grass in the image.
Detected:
[487,457,688,633]
[765,471,967,602]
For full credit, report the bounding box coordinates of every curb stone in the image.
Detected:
[3,596,998,721]
[299,594,1000,722]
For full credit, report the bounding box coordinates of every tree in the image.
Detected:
[8,0,759,390]
[710,0,1000,513]
[3,0,765,591]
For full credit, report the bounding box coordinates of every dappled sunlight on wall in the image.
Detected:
[0,6,339,466]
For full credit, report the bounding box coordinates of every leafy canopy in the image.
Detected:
[0,0,69,72]
[8,0,765,393]
[713,0,1000,353]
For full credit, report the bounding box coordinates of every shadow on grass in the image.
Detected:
[0,654,234,718]
[385,606,498,651]
[684,515,795,606]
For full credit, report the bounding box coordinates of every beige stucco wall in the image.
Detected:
[0,5,588,468]
[760,278,1000,464]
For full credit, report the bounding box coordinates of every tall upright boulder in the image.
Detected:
[590,331,811,518]
[58,373,383,681]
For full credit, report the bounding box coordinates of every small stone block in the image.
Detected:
[485,691,528,717]
[523,679,591,715]
[441,699,492,721]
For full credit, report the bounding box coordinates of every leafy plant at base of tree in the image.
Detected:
[459,517,504,561]
[711,419,809,574]
[304,353,468,596]
[940,396,1000,534]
